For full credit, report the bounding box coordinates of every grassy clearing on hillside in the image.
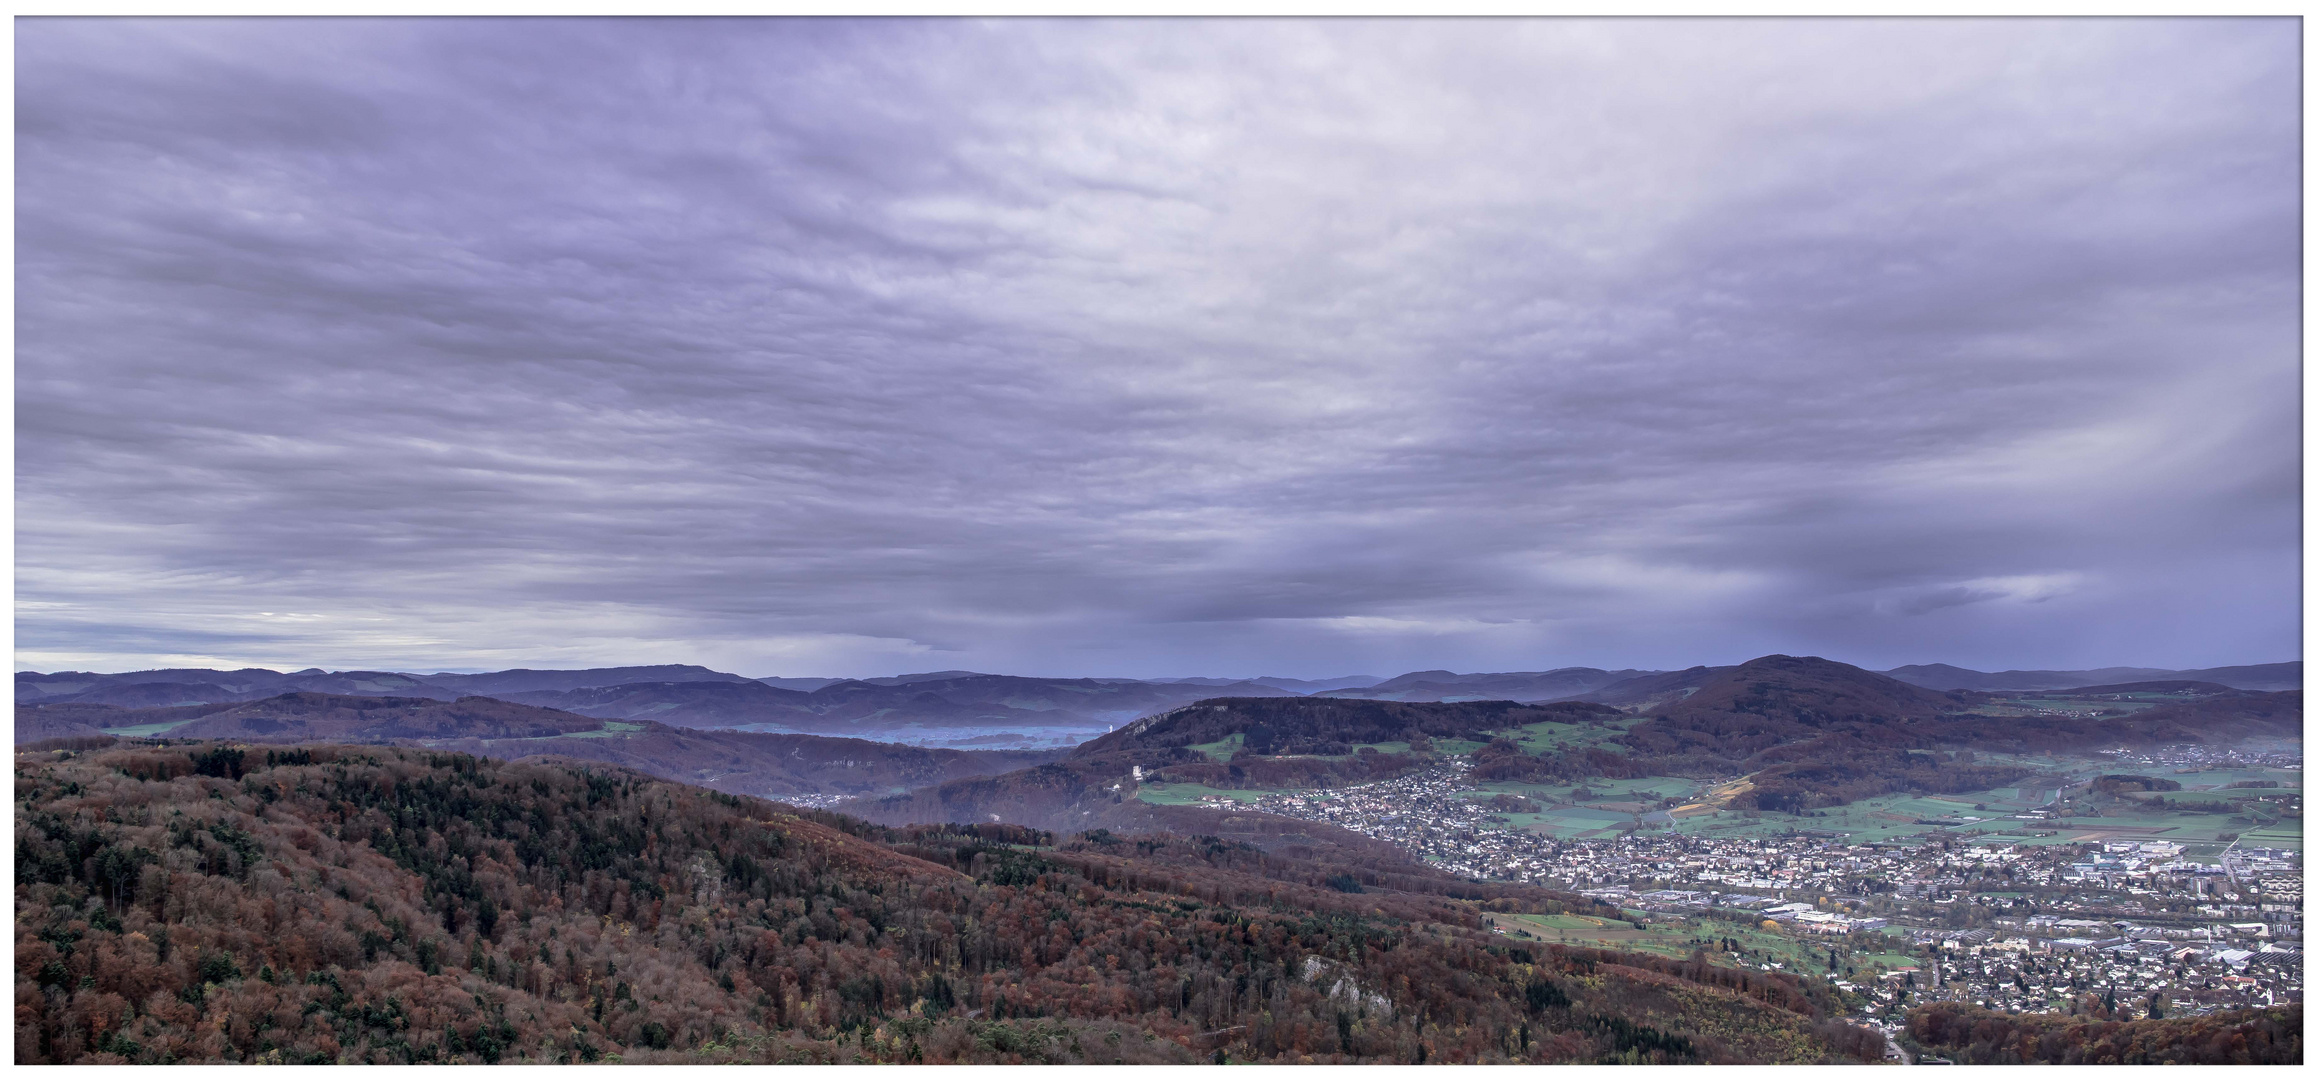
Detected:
[1183,732,1244,760]
[1499,717,1638,754]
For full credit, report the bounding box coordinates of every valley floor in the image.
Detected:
[1135,744,2304,1030]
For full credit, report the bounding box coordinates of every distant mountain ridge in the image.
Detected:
[424,665,760,695]
[11,664,756,707]
[1572,666,1729,708]
[13,666,1314,745]
[1154,674,1385,692]
[24,653,2301,852]
[843,653,2303,832]
[1881,661,2299,692]
[15,668,468,707]
[14,692,1061,803]
[19,658,2298,741]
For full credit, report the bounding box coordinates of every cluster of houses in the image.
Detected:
[1879,922,2303,1017]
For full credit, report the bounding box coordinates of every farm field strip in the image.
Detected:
[1488,911,1922,980]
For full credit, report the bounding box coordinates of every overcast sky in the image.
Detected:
[16,18,2301,679]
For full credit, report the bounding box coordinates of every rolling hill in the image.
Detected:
[1078,696,1581,757]
[12,694,1060,804]
[22,658,2297,744]
[1572,666,1733,708]
[14,668,467,707]
[1240,674,1387,692]
[17,667,1306,746]
[849,655,2303,826]
[12,665,758,708]
[1315,668,1663,703]
[16,740,1883,1064]
[489,679,824,727]
[1882,661,2300,692]
[804,673,1301,725]
[1646,655,1967,728]
[424,725,1066,802]
[420,665,763,695]
[1586,657,2298,810]
[846,698,1618,835]
[160,693,608,742]
[489,672,1308,745]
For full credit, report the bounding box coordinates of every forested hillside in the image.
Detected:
[1075,697,1585,757]
[1906,1002,2299,1064]
[1465,657,2300,811]
[892,657,2304,823]
[18,667,1303,739]
[422,725,1066,801]
[17,741,1883,1064]
[1313,668,1661,703]
[17,693,610,744]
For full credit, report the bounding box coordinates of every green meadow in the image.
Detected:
[1488,910,1920,979]
[1136,781,1265,806]
[1182,732,1245,760]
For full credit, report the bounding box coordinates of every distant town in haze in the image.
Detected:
[15,15,2300,1069]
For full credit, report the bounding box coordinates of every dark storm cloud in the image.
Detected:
[16,18,2299,676]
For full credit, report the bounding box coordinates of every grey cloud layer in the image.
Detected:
[16,18,2300,676]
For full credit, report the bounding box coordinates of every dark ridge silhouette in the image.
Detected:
[1317,668,1663,703]
[1883,660,2299,693]
[15,694,1058,803]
